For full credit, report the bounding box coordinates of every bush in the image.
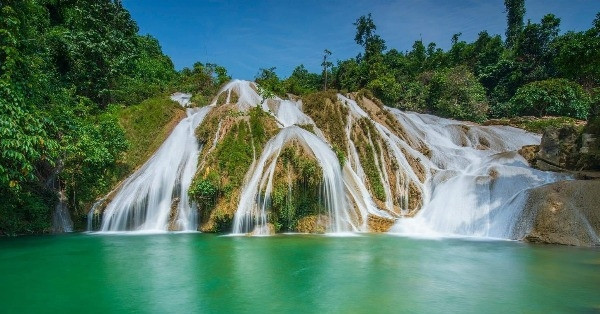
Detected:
[396,80,428,112]
[427,66,489,122]
[366,73,402,106]
[508,79,590,119]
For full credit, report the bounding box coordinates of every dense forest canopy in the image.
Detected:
[0,0,228,234]
[0,0,598,235]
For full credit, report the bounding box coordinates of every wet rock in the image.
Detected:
[367,215,396,232]
[536,126,579,171]
[168,197,180,231]
[522,180,600,246]
[295,215,329,233]
[518,145,539,166]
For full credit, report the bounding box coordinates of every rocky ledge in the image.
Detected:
[523,180,600,246]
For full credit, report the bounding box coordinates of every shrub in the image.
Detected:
[427,66,489,122]
[508,79,590,119]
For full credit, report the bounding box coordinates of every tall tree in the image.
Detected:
[505,0,525,48]
[353,13,376,48]
[322,49,332,90]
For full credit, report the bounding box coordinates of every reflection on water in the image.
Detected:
[0,234,598,313]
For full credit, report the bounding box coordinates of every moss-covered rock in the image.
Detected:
[268,141,327,232]
[189,105,279,232]
[302,91,348,162]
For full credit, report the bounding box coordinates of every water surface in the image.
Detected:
[0,233,598,313]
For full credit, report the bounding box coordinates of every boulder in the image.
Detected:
[522,180,600,246]
[518,145,539,166]
[367,215,396,232]
[536,126,579,171]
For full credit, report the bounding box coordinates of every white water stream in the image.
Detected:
[97,106,211,232]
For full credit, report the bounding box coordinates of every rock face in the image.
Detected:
[536,126,579,171]
[534,120,600,172]
[523,180,600,246]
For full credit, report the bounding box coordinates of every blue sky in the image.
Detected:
[122,0,600,80]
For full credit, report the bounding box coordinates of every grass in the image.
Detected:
[117,95,185,172]
[302,90,348,165]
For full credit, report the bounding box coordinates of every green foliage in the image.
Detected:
[366,73,402,106]
[353,119,386,202]
[270,146,326,231]
[59,102,128,214]
[508,79,590,119]
[283,65,321,95]
[553,15,600,88]
[113,35,177,105]
[505,0,525,48]
[396,81,428,112]
[188,178,218,208]
[190,107,274,206]
[175,62,230,105]
[0,185,55,236]
[255,67,285,97]
[0,0,201,233]
[427,66,488,122]
[334,59,363,92]
[0,84,56,191]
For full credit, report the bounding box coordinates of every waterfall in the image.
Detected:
[232,126,355,235]
[387,110,568,238]
[90,79,568,238]
[52,190,73,233]
[98,107,212,232]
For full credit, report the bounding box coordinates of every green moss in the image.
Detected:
[190,94,212,107]
[297,123,315,134]
[354,118,386,202]
[118,96,183,172]
[189,106,279,232]
[267,144,327,232]
[302,90,348,167]
[216,92,227,105]
[230,90,240,104]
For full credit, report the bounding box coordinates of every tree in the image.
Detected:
[553,13,600,89]
[427,66,489,122]
[354,13,386,62]
[283,65,320,95]
[255,67,285,97]
[508,79,589,118]
[514,14,561,82]
[354,13,377,48]
[322,49,332,90]
[505,0,525,48]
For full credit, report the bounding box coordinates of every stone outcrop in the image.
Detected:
[522,180,600,246]
[535,126,580,171]
[367,215,396,232]
[518,145,539,166]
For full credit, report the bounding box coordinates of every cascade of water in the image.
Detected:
[87,197,106,231]
[232,126,355,235]
[211,80,265,111]
[385,110,569,238]
[170,92,192,107]
[98,106,212,232]
[339,95,430,215]
[52,190,73,233]
[93,79,569,238]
